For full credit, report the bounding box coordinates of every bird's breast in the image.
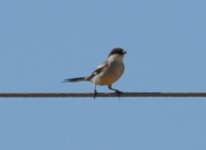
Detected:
[91,61,125,85]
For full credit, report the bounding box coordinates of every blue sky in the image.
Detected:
[0,0,206,150]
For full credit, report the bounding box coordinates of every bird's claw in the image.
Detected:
[114,90,123,97]
[93,89,97,99]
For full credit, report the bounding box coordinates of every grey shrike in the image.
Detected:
[64,48,127,98]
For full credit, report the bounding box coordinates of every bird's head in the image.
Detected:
[108,48,127,62]
[108,48,127,57]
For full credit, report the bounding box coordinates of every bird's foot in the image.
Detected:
[93,89,97,99]
[114,89,123,98]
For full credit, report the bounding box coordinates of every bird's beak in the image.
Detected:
[123,51,127,55]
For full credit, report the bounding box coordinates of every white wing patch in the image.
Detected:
[87,61,108,80]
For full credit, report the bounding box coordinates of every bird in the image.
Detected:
[64,48,127,98]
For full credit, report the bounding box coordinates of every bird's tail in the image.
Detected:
[63,77,87,83]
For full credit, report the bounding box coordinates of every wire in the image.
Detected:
[0,92,206,98]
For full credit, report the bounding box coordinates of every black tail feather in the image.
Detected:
[63,77,86,83]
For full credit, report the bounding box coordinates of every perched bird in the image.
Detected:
[64,48,127,98]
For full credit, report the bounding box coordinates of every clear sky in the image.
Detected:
[0,0,206,150]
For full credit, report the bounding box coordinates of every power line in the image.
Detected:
[0,92,206,98]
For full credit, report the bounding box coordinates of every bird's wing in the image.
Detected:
[86,61,108,80]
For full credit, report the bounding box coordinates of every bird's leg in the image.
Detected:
[108,85,123,97]
[93,84,97,99]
